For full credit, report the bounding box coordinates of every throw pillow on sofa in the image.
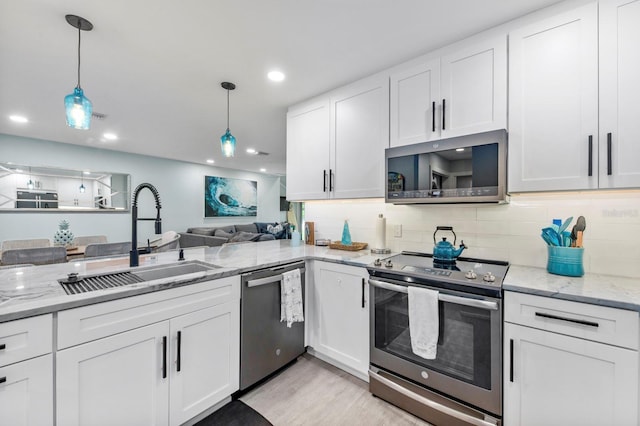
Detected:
[214,229,234,239]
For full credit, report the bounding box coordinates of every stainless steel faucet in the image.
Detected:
[130,183,162,267]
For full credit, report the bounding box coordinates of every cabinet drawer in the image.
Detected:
[58,276,240,349]
[0,314,53,367]
[505,292,639,349]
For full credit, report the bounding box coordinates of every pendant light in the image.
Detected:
[27,167,34,190]
[79,172,86,193]
[220,82,236,157]
[64,15,93,130]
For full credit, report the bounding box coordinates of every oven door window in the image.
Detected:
[374,287,493,390]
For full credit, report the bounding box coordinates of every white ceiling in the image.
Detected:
[0,0,560,176]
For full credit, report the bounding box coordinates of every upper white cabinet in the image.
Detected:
[599,0,640,189]
[509,0,640,192]
[286,97,331,201]
[330,75,389,199]
[389,35,507,148]
[286,74,389,201]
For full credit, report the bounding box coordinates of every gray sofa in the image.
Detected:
[179,222,290,248]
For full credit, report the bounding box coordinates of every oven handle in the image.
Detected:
[369,369,498,426]
[246,268,306,287]
[368,279,499,311]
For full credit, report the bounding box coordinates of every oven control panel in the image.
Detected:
[402,265,452,277]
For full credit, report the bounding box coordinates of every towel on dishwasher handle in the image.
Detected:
[281,268,304,327]
[408,286,439,359]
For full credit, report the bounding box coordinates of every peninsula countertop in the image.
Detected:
[0,240,382,322]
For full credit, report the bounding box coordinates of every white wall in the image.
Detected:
[0,134,282,244]
[304,191,640,278]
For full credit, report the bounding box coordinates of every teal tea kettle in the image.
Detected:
[433,226,467,263]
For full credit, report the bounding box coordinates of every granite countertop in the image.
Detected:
[0,240,383,322]
[4,240,640,323]
[504,265,640,312]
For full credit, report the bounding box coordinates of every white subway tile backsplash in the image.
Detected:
[303,191,640,278]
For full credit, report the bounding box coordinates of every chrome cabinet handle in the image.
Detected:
[367,279,498,310]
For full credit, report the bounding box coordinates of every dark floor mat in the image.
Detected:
[194,400,272,426]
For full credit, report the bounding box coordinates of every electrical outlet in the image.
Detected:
[394,224,402,238]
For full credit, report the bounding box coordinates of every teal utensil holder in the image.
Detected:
[547,246,584,277]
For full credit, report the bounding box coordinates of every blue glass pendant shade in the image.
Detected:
[220,128,236,157]
[65,87,92,130]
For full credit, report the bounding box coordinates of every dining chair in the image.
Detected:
[1,246,67,266]
[1,238,51,251]
[84,241,131,258]
[72,235,108,246]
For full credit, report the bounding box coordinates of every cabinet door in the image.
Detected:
[169,302,240,426]
[390,58,440,147]
[440,35,507,139]
[331,74,389,199]
[0,354,53,426]
[57,322,170,426]
[508,3,598,192]
[599,0,640,189]
[313,262,369,378]
[504,322,638,426]
[286,97,331,201]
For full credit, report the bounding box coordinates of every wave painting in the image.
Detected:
[204,176,257,217]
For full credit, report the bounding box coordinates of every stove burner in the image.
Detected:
[367,251,509,298]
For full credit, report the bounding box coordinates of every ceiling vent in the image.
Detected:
[91,112,107,120]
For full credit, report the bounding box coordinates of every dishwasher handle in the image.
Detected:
[246,268,306,287]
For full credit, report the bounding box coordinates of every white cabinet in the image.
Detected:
[286,97,331,201]
[0,315,53,426]
[286,74,388,201]
[329,74,389,199]
[389,35,506,148]
[307,261,369,380]
[598,0,640,189]
[504,292,639,425]
[509,1,640,192]
[56,277,240,426]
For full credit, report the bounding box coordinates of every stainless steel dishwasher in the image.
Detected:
[240,261,306,391]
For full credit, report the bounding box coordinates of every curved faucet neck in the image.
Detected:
[130,183,162,267]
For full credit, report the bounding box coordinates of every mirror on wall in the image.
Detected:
[0,162,130,212]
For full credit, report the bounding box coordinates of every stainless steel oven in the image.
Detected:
[367,252,508,426]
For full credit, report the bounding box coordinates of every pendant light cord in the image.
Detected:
[226,88,230,130]
[76,25,82,89]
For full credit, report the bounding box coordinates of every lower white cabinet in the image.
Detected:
[308,261,369,380]
[0,354,53,426]
[504,292,639,425]
[0,314,53,426]
[56,277,240,426]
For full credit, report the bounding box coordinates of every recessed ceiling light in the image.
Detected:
[83,171,91,175]
[9,115,28,123]
[260,168,266,172]
[246,148,257,154]
[456,148,465,152]
[103,132,118,140]
[206,159,215,164]
[267,70,285,82]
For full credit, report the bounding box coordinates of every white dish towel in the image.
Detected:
[408,286,439,359]
[281,268,304,328]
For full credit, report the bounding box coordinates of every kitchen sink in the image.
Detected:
[58,261,220,295]
[132,262,216,281]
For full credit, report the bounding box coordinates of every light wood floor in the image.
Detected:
[240,354,432,426]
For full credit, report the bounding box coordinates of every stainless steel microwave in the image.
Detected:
[386,129,507,204]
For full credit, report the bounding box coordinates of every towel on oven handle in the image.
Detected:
[408,286,439,359]
[281,268,304,327]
